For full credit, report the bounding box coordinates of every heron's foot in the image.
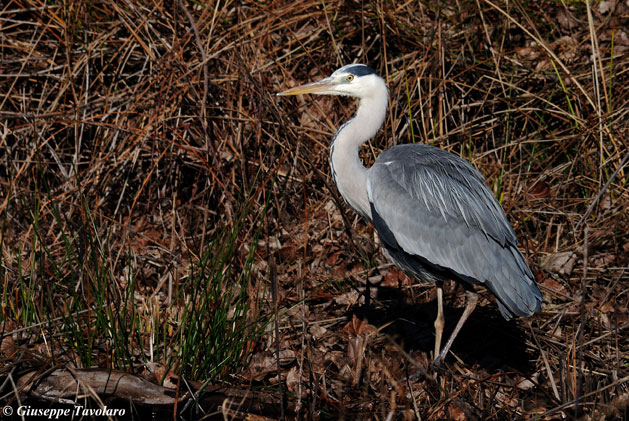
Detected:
[429,356,445,372]
[432,343,452,369]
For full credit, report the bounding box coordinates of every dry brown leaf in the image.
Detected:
[516,372,540,391]
[143,228,161,242]
[343,315,378,380]
[239,351,277,381]
[278,245,297,261]
[542,251,578,275]
[0,336,16,358]
[383,268,409,287]
[528,181,552,199]
[555,35,580,63]
[309,324,327,340]
[333,290,362,306]
[323,350,348,369]
[448,402,468,421]
[617,30,629,46]
[591,254,616,268]
[278,349,296,365]
[240,349,296,382]
[343,314,377,337]
[556,8,580,30]
[326,249,345,266]
[541,278,569,296]
[285,366,302,397]
[599,0,616,14]
[516,45,541,61]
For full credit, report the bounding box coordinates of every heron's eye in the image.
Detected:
[346,74,354,82]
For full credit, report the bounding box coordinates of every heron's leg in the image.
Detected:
[433,284,445,359]
[434,291,478,365]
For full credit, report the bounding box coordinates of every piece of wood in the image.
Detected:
[18,368,183,406]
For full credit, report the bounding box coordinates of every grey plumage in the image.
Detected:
[367,144,542,319]
[278,63,543,364]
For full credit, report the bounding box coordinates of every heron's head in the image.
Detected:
[277,64,385,99]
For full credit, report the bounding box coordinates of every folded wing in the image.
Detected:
[367,144,542,319]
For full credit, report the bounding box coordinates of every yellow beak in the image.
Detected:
[277,77,337,96]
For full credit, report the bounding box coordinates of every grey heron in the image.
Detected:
[278,64,542,365]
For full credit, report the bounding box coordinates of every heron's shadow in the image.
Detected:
[350,283,536,373]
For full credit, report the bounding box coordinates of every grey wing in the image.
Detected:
[367,144,542,319]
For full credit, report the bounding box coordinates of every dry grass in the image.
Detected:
[1,0,628,419]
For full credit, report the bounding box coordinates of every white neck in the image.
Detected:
[329,82,388,219]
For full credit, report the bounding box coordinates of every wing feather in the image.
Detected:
[367,144,541,318]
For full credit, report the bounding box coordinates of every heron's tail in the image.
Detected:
[485,245,542,320]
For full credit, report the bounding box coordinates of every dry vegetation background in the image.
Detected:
[1,0,628,419]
